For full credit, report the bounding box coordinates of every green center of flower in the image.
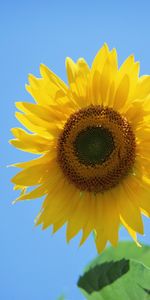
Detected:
[74,126,115,165]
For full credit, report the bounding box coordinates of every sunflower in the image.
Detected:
[11,44,150,252]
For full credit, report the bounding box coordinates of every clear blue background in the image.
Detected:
[1,1,150,299]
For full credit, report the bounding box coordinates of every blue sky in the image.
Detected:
[1,1,150,299]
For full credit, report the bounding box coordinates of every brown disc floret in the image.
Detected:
[57,105,136,193]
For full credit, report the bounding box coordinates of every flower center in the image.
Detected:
[57,105,136,193]
[74,126,115,165]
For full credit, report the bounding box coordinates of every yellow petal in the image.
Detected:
[91,70,101,103]
[10,128,50,154]
[62,194,95,248]
[118,55,134,76]
[66,57,78,85]
[16,183,48,201]
[13,152,56,169]
[65,57,90,107]
[11,164,50,186]
[12,156,59,187]
[134,75,150,99]
[79,224,93,246]
[117,183,144,234]
[80,193,96,245]
[124,101,146,127]
[15,112,61,138]
[77,58,90,75]
[120,216,141,247]
[52,218,66,233]
[100,60,113,105]
[37,182,77,229]
[91,47,118,106]
[16,102,66,122]
[40,63,68,92]
[95,231,107,253]
[114,55,139,109]
[67,192,94,243]
[26,65,68,106]
[17,110,61,131]
[91,43,109,74]
[97,191,119,246]
[100,57,117,106]
[113,75,129,110]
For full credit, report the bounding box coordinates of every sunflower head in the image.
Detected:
[11,43,150,252]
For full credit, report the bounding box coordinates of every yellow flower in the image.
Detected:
[11,44,150,252]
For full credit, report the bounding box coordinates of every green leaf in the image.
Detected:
[78,260,150,300]
[77,242,150,300]
[85,242,150,270]
[78,259,130,294]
